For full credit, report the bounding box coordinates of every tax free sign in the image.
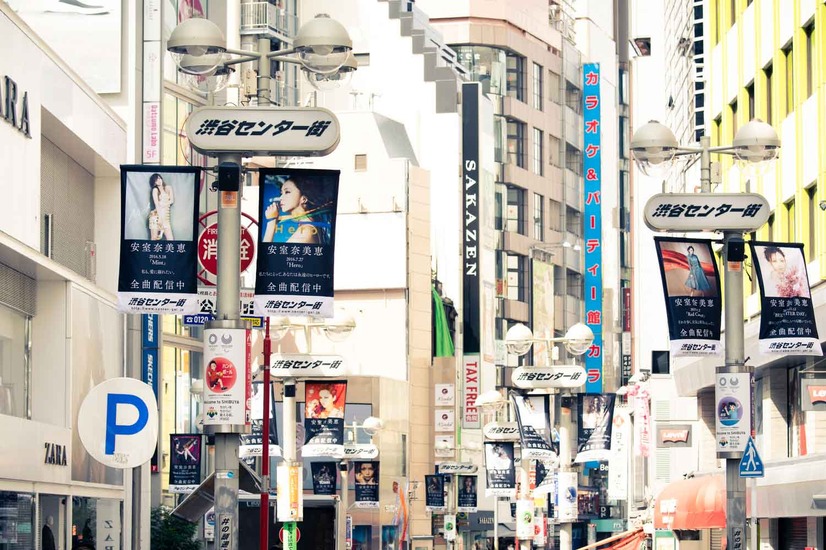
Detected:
[78,378,159,469]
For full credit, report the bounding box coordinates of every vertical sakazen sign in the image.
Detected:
[118,165,201,314]
[582,64,603,393]
[255,168,340,318]
[462,82,482,428]
[749,242,822,356]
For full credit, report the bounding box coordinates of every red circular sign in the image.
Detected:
[206,357,237,393]
[279,526,301,543]
[197,216,257,285]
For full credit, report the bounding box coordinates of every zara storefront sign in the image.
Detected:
[184,106,340,157]
[77,377,159,469]
[1,75,32,138]
[644,193,770,232]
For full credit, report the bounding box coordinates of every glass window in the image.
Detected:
[507,119,526,168]
[805,22,814,98]
[506,52,526,102]
[566,81,581,113]
[785,199,795,240]
[548,200,563,232]
[783,44,794,116]
[453,46,507,96]
[548,70,561,103]
[746,82,755,120]
[730,101,738,142]
[806,184,817,260]
[532,62,543,110]
[506,254,527,301]
[533,193,544,241]
[548,135,561,167]
[566,207,582,238]
[566,145,582,176]
[0,304,30,419]
[764,64,773,125]
[533,128,544,175]
[506,186,526,235]
[72,497,122,550]
[566,270,583,299]
[0,491,34,549]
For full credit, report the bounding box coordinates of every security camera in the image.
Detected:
[819,200,826,211]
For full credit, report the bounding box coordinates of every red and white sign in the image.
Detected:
[203,328,251,427]
[196,211,258,286]
[463,356,480,428]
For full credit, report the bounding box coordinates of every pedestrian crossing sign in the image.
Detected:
[739,437,764,478]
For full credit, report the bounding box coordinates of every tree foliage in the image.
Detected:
[151,506,200,550]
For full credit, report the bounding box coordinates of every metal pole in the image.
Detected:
[283,378,298,535]
[558,395,572,550]
[493,497,499,550]
[337,459,348,550]
[260,318,272,550]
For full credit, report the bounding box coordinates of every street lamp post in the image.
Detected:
[503,322,595,550]
[631,119,780,550]
[165,14,354,550]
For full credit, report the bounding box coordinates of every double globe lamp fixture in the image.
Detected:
[167,14,356,92]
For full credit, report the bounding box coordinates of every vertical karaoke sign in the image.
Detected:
[582,63,603,393]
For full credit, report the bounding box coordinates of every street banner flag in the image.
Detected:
[255,168,340,318]
[354,461,380,508]
[575,393,616,463]
[310,461,338,495]
[118,165,201,314]
[302,380,347,458]
[425,474,445,512]
[239,381,280,464]
[750,242,822,356]
[654,237,723,356]
[457,475,478,512]
[169,434,201,493]
[484,442,516,497]
[511,393,556,459]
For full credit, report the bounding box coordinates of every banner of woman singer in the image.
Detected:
[255,168,340,318]
[311,462,338,495]
[354,461,380,508]
[169,434,201,493]
[750,242,822,356]
[424,474,445,511]
[303,381,347,457]
[118,165,201,314]
[511,393,555,459]
[575,394,616,463]
[484,442,516,497]
[239,382,280,464]
[654,237,723,356]
[457,475,478,512]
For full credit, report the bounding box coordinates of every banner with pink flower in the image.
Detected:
[750,242,821,356]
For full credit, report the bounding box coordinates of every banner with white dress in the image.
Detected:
[750,242,822,356]
[654,237,723,357]
[511,393,555,460]
[484,442,516,497]
[254,168,340,318]
[302,381,347,458]
[575,393,616,463]
[118,165,201,314]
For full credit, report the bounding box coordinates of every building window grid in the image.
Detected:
[805,22,815,98]
[507,52,526,102]
[533,193,545,241]
[764,64,773,125]
[507,119,526,169]
[506,253,528,302]
[783,43,794,117]
[532,62,544,111]
[785,199,795,241]
[533,127,544,175]
[806,184,817,260]
[506,186,527,235]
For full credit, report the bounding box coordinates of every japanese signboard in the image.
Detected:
[457,475,478,513]
[484,442,516,497]
[575,394,616,463]
[239,381,280,463]
[254,168,340,318]
[435,409,455,433]
[276,462,303,522]
[435,384,455,406]
[118,165,201,314]
[354,461,380,508]
[462,357,480,428]
[425,474,445,512]
[644,193,770,232]
[343,444,379,460]
[310,462,337,495]
[511,365,586,389]
[750,242,821,356]
[437,463,478,474]
[302,381,347,458]
[556,471,578,521]
[184,287,261,328]
[608,410,630,501]
[185,106,341,157]
[169,434,201,493]
[270,354,347,377]
[462,82,481,355]
[482,421,520,441]
[203,328,251,427]
[715,371,752,455]
[511,394,556,460]
[654,237,723,357]
[582,63,603,393]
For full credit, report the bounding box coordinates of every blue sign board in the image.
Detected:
[739,437,764,477]
[142,314,158,348]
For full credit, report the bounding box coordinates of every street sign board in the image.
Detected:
[644,193,770,232]
[739,437,765,478]
[185,106,340,157]
[511,365,586,389]
[482,422,520,441]
[437,462,479,474]
[343,444,379,459]
[270,354,346,378]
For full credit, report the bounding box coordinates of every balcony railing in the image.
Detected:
[240,2,297,39]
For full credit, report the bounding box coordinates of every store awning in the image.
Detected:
[654,474,726,530]
[576,528,645,550]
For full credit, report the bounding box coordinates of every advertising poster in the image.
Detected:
[516,500,535,539]
[575,394,616,463]
[169,434,201,493]
[303,381,347,458]
[654,237,723,356]
[535,460,555,494]
[484,442,516,497]
[443,514,456,542]
[434,409,455,433]
[118,165,201,314]
[556,471,578,522]
[435,384,455,406]
[715,372,752,453]
[310,462,337,495]
[750,242,821,356]
[255,168,340,318]
[202,328,251,426]
[239,381,280,464]
[425,474,445,512]
[608,410,630,501]
[457,475,478,512]
[354,461,380,508]
[511,394,555,459]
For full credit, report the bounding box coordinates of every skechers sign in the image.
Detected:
[78,378,159,469]
[511,366,586,389]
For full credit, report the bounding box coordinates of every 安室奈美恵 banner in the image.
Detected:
[302,380,347,458]
[654,237,723,356]
[354,461,380,508]
[424,474,445,512]
[511,393,555,460]
[255,168,340,318]
[118,165,201,314]
[484,442,516,497]
[310,462,338,495]
[457,475,478,512]
[575,393,616,463]
[750,241,822,356]
[169,434,201,493]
